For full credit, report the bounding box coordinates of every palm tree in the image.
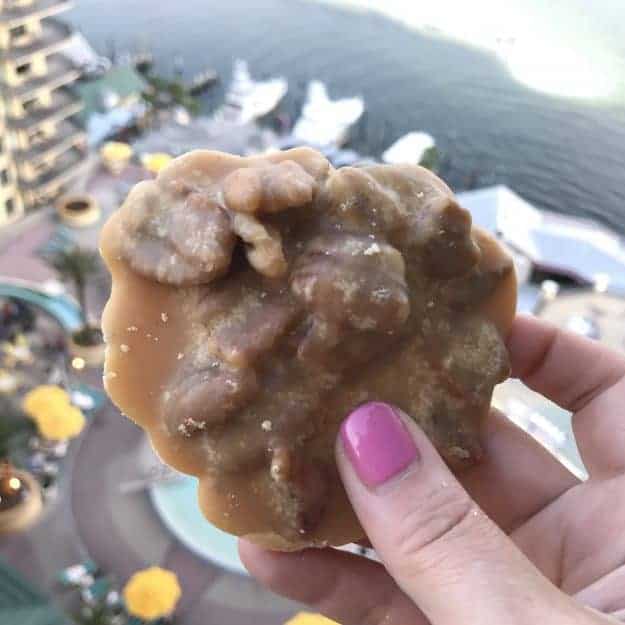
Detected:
[46,247,103,346]
[142,72,201,119]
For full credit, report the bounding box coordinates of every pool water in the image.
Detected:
[150,476,247,575]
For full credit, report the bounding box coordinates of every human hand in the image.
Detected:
[240,315,625,624]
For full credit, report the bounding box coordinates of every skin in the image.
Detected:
[239,314,625,624]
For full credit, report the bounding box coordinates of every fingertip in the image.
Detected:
[238,539,281,581]
[237,538,264,563]
[337,402,419,488]
[239,539,320,597]
[505,314,555,378]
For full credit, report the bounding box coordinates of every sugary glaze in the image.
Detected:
[100,148,516,550]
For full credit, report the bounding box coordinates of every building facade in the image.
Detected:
[0,0,86,225]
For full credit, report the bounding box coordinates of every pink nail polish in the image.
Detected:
[340,402,418,487]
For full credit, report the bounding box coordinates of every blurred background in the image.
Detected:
[0,1,623,624]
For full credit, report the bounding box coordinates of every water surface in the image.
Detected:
[68,0,625,233]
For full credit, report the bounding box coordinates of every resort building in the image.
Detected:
[0,0,87,225]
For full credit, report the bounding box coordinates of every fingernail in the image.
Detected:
[340,402,418,487]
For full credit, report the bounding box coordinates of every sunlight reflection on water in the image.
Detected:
[314,0,621,100]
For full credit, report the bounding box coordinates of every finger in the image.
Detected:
[575,564,625,614]
[460,408,578,531]
[239,540,426,625]
[337,402,580,625]
[507,315,625,475]
[507,315,625,413]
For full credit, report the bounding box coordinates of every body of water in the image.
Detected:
[68,0,625,234]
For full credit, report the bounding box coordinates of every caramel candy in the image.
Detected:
[100,148,516,550]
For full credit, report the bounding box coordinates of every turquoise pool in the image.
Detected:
[150,476,247,575]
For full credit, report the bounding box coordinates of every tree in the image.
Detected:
[419,145,441,174]
[142,73,200,116]
[46,247,103,346]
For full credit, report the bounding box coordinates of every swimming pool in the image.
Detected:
[0,279,83,332]
[150,476,247,575]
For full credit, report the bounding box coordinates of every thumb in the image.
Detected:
[336,402,584,625]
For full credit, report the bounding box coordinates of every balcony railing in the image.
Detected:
[21,144,88,197]
[0,0,73,29]
[0,18,73,65]
[9,88,82,131]
[4,54,80,100]
[13,120,85,166]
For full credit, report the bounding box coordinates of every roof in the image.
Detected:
[457,185,625,294]
[75,65,148,121]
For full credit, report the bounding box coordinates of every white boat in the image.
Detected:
[220,60,288,124]
[382,131,435,165]
[292,80,364,148]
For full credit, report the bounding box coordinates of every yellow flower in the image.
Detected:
[22,385,86,441]
[100,141,133,162]
[142,152,172,174]
[123,567,181,620]
[34,404,85,441]
[284,613,340,625]
[22,385,70,419]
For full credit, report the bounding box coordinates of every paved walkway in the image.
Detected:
[0,209,57,284]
